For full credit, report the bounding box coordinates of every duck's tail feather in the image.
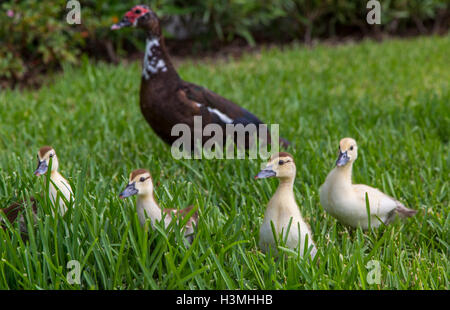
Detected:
[395,203,417,218]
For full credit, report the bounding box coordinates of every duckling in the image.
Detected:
[1,197,37,235]
[119,169,198,244]
[34,146,73,216]
[319,138,417,229]
[255,152,317,258]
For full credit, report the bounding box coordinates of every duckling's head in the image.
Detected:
[34,146,58,176]
[255,152,296,181]
[111,5,161,37]
[336,138,358,167]
[119,169,153,199]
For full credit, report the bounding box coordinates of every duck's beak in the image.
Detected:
[336,151,350,167]
[34,160,48,176]
[255,167,276,179]
[111,17,132,30]
[119,182,138,199]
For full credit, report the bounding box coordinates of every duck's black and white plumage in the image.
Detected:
[112,5,289,148]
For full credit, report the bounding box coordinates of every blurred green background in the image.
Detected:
[0,1,448,289]
[0,0,448,88]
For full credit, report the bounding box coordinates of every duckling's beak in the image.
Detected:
[255,167,276,179]
[119,182,138,199]
[336,151,350,167]
[34,160,48,176]
[111,17,132,30]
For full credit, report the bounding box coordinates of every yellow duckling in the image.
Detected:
[119,169,198,243]
[34,146,73,216]
[255,152,317,258]
[319,138,417,229]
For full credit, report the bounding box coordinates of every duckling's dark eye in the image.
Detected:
[278,160,285,165]
[350,146,354,151]
[140,177,146,182]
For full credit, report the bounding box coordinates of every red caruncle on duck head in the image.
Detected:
[111,4,161,36]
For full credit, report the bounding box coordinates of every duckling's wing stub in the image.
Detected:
[354,184,416,222]
[177,205,198,223]
[164,206,197,245]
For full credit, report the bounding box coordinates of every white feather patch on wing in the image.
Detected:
[195,102,233,124]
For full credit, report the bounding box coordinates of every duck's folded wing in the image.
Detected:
[180,81,265,126]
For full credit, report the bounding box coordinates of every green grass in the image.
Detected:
[0,36,448,289]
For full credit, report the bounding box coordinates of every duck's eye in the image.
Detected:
[135,9,141,14]
[278,160,285,165]
[140,177,146,182]
[350,146,354,151]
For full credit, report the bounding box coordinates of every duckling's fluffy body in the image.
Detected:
[259,181,316,255]
[256,152,317,258]
[320,138,416,229]
[320,168,401,228]
[48,171,73,215]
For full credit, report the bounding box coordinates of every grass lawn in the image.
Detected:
[0,35,448,289]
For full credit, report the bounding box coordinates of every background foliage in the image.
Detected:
[0,0,448,86]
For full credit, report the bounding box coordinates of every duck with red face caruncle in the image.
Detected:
[111,5,290,150]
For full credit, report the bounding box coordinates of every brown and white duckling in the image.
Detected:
[34,146,73,216]
[255,152,317,258]
[119,169,198,243]
[1,197,37,235]
[319,138,417,229]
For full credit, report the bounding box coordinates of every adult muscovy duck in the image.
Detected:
[111,5,289,148]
